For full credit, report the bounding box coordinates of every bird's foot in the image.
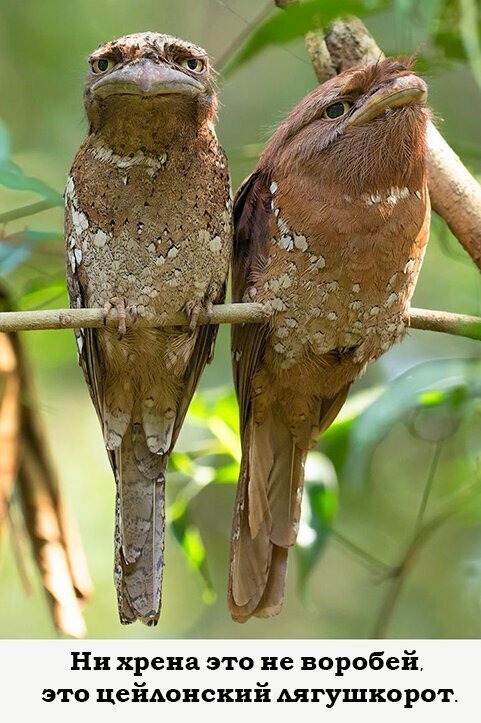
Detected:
[242,286,257,303]
[103,297,138,338]
[185,299,214,333]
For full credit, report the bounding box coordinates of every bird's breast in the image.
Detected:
[256,181,430,374]
[65,141,232,314]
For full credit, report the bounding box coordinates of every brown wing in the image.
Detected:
[171,282,227,449]
[231,171,273,435]
[66,253,102,400]
[229,171,352,622]
[66,247,112,483]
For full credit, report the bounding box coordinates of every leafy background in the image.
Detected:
[0,0,481,638]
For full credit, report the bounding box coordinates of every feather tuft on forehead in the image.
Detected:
[90,32,210,66]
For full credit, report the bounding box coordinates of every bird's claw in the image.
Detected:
[242,286,257,303]
[103,297,137,338]
[205,300,214,322]
[186,300,214,333]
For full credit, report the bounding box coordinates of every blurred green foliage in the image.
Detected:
[223,0,481,85]
[0,0,480,638]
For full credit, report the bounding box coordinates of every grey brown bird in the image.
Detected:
[65,32,232,625]
[230,58,430,622]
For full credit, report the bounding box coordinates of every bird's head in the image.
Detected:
[84,32,217,143]
[262,58,429,195]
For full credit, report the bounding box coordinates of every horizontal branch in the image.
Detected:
[408,308,481,339]
[0,304,480,341]
[0,303,269,332]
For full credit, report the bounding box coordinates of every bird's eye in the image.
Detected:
[322,101,352,120]
[181,57,205,73]
[91,57,115,74]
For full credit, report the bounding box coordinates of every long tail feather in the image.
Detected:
[229,409,305,622]
[229,388,349,623]
[114,424,166,626]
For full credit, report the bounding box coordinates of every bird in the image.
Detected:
[65,32,232,625]
[229,57,430,622]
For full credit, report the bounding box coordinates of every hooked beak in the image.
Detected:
[347,74,427,127]
[91,58,204,98]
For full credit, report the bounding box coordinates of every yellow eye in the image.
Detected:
[180,57,205,73]
[91,57,116,74]
[322,101,352,120]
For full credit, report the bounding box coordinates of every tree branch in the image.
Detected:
[0,304,480,340]
[408,307,481,339]
[427,123,481,269]
[0,303,269,332]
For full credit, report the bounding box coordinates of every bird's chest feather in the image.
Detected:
[66,140,232,316]
[256,182,430,372]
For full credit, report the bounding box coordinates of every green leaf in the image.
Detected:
[170,452,194,476]
[0,120,62,203]
[459,0,481,91]
[0,160,63,204]
[296,452,339,596]
[206,417,241,462]
[0,121,10,166]
[212,461,239,484]
[0,216,59,277]
[222,0,388,77]
[393,0,445,22]
[0,241,33,275]
[19,277,68,310]
[8,229,62,244]
[434,29,467,61]
[343,359,481,484]
[320,387,382,478]
[170,499,216,602]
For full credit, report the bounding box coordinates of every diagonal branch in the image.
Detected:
[372,481,479,638]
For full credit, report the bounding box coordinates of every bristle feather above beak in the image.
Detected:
[91,59,204,98]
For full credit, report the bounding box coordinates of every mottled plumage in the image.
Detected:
[230,58,430,622]
[66,32,232,625]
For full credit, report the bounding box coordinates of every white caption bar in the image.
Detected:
[0,639,479,721]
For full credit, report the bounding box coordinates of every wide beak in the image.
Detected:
[91,58,204,98]
[347,74,427,127]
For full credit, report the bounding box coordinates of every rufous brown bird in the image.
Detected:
[65,32,232,625]
[230,58,430,622]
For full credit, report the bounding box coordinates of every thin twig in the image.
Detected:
[372,482,478,638]
[372,563,408,640]
[216,1,273,73]
[413,441,443,534]
[0,200,59,225]
[330,528,391,573]
[373,441,443,638]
